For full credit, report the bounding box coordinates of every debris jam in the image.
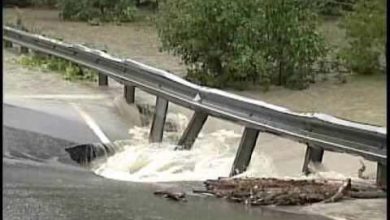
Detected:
[192,177,386,206]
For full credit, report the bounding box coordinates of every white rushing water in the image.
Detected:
[93,112,376,183]
[93,113,279,182]
[94,127,277,182]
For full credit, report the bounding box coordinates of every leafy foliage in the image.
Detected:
[339,0,386,75]
[57,0,137,23]
[315,0,356,16]
[31,0,57,7]
[5,0,57,8]
[19,54,98,81]
[157,0,326,90]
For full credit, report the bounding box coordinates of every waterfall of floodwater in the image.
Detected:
[93,112,278,182]
[93,112,375,183]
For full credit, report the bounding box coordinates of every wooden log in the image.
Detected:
[20,46,29,54]
[302,144,324,175]
[230,127,259,176]
[323,179,351,203]
[4,40,12,48]
[124,85,135,104]
[32,50,49,58]
[98,73,108,86]
[149,97,168,143]
[177,111,208,150]
[376,162,387,189]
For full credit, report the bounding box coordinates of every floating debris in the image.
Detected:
[154,190,187,202]
[193,177,386,206]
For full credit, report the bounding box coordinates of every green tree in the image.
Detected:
[157,0,326,90]
[57,0,137,23]
[340,0,386,74]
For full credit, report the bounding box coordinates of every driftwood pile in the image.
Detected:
[192,177,386,206]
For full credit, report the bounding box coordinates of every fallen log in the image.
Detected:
[323,178,351,203]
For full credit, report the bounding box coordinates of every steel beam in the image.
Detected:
[302,144,324,175]
[177,111,208,150]
[149,97,168,143]
[230,127,260,176]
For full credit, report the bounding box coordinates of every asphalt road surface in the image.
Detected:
[2,103,334,220]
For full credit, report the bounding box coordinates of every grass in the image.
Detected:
[19,53,98,82]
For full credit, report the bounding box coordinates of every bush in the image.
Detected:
[31,0,57,7]
[19,54,98,81]
[315,0,356,16]
[4,0,57,8]
[157,0,326,90]
[339,0,386,74]
[57,0,137,23]
[4,0,32,7]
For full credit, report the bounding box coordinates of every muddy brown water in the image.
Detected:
[4,8,386,126]
[3,8,387,220]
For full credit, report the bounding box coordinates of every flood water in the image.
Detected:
[3,8,386,220]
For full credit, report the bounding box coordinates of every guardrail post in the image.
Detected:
[4,40,12,48]
[124,85,135,104]
[177,111,208,150]
[229,127,259,176]
[20,46,29,54]
[149,96,168,143]
[33,51,48,58]
[302,144,324,175]
[376,162,386,189]
[98,73,108,86]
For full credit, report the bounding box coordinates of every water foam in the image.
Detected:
[93,120,277,182]
[93,113,372,183]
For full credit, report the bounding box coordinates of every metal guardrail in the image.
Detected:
[3,26,386,185]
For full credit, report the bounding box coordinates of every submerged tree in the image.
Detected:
[339,0,386,75]
[157,0,327,90]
